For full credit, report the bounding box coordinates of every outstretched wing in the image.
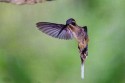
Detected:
[36,22,73,40]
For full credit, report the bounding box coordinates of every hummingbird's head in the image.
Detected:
[66,18,76,26]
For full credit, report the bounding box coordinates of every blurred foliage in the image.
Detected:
[0,0,125,83]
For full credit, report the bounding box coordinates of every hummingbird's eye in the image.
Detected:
[71,21,76,26]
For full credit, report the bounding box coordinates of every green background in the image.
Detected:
[0,0,125,83]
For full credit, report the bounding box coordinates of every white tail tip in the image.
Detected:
[81,64,84,79]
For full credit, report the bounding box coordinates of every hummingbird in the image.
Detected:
[36,18,89,79]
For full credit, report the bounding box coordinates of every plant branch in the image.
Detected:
[0,0,53,5]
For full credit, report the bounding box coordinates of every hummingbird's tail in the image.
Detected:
[81,63,84,79]
[79,47,87,79]
[78,45,88,79]
[80,54,86,79]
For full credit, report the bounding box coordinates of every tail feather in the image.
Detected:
[78,46,88,79]
[81,63,84,79]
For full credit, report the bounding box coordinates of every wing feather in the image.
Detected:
[36,22,73,40]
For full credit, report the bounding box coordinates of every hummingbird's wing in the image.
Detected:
[82,26,89,42]
[82,26,87,33]
[36,22,73,40]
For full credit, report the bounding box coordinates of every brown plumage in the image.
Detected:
[68,24,89,63]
